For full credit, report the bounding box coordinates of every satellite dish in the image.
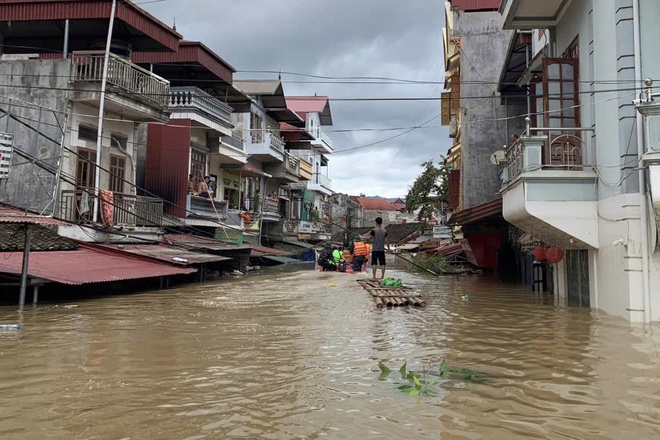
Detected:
[490,150,506,166]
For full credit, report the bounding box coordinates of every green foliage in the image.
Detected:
[409,254,450,275]
[404,158,450,221]
[378,360,486,397]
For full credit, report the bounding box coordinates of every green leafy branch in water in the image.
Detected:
[378,361,486,396]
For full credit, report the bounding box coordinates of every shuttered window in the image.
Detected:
[441,92,451,126]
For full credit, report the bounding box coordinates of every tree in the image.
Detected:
[405,158,450,221]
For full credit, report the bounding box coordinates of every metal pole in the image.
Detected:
[92,0,117,223]
[19,225,31,307]
[632,0,651,323]
[63,19,70,58]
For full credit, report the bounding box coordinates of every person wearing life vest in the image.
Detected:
[352,238,368,271]
[332,247,342,266]
[317,241,337,271]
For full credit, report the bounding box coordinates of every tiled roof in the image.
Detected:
[385,222,424,244]
[356,197,398,211]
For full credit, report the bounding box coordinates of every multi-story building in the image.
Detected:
[283,96,335,242]
[0,0,181,243]
[134,41,252,239]
[442,0,519,276]
[498,0,660,321]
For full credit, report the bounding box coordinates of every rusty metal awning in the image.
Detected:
[99,244,231,266]
[0,243,196,285]
[0,0,182,53]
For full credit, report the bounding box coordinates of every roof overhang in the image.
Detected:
[285,96,333,125]
[0,0,181,54]
[134,41,235,84]
[498,31,532,103]
[449,198,503,225]
[220,163,272,178]
[499,0,575,30]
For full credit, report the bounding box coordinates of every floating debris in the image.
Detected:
[0,324,21,330]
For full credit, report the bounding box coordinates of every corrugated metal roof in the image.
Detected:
[99,244,231,265]
[0,244,195,285]
[0,0,181,52]
[164,234,252,251]
[0,204,67,226]
[260,255,301,264]
[249,244,291,257]
[133,41,235,84]
[286,96,333,125]
[450,0,502,11]
[450,198,502,225]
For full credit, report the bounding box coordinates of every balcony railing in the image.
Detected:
[268,132,285,153]
[59,190,163,227]
[312,173,332,189]
[186,195,228,220]
[71,51,170,107]
[285,153,300,175]
[504,124,592,182]
[170,86,232,125]
[263,197,279,214]
[221,135,245,151]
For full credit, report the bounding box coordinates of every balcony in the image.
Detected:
[261,197,281,222]
[70,51,170,121]
[501,126,599,249]
[247,131,285,163]
[311,129,334,154]
[264,152,300,183]
[185,195,228,226]
[170,87,233,135]
[59,190,163,228]
[299,158,313,181]
[500,0,575,29]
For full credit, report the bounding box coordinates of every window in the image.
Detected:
[78,124,97,142]
[109,155,126,193]
[250,112,263,143]
[190,150,207,184]
[76,148,97,188]
[111,133,128,151]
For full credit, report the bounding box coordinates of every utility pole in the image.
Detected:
[92,0,117,223]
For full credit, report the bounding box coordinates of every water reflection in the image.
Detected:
[0,265,658,439]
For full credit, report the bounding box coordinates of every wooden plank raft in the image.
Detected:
[357,279,426,309]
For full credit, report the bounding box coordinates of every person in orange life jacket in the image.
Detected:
[352,238,368,272]
[368,216,390,280]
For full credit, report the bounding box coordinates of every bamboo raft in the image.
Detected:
[357,279,426,309]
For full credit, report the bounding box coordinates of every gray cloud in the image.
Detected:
[143,0,449,197]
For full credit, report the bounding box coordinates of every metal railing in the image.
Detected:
[170,86,233,124]
[59,190,163,227]
[504,120,591,182]
[71,51,170,107]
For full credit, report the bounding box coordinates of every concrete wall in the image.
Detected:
[362,209,399,228]
[453,10,511,208]
[59,103,137,196]
[0,59,72,214]
[639,0,660,83]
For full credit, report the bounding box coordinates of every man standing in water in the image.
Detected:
[369,217,389,280]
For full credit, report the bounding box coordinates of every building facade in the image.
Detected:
[498,0,660,321]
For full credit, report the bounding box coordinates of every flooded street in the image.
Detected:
[1,264,659,440]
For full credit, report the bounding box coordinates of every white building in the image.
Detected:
[498,0,660,321]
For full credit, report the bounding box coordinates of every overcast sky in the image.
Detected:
[142,0,450,198]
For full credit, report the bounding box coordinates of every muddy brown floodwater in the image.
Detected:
[0,263,659,439]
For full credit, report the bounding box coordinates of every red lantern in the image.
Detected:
[532,244,547,261]
[546,246,564,264]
